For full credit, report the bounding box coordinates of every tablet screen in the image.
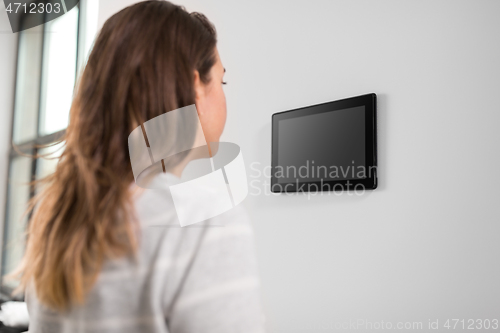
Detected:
[276,106,366,183]
[271,93,377,192]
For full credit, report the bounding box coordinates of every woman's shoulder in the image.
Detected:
[131,171,253,229]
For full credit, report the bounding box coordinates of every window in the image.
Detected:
[1,0,98,299]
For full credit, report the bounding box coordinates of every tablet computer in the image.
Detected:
[271,93,377,193]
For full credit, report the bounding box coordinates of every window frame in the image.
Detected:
[0,4,81,300]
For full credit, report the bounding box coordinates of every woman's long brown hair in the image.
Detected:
[8,0,218,311]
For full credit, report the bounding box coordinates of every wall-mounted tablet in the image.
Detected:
[271,93,377,193]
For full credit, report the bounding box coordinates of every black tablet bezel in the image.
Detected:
[271,93,377,193]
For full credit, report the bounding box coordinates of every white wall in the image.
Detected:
[55,0,500,331]
[0,2,17,271]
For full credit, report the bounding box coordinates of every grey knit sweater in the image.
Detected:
[25,172,266,333]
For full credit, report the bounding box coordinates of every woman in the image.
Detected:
[10,1,266,332]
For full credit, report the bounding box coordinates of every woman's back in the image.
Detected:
[26,172,266,333]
